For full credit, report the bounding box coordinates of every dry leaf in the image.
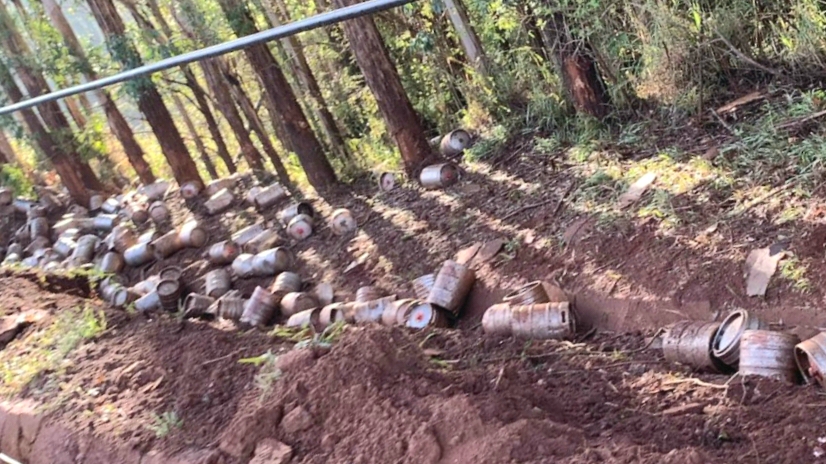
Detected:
[618,173,657,209]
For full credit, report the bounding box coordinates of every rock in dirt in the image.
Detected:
[274,349,316,373]
[618,172,657,209]
[250,438,293,464]
[0,310,48,347]
[661,402,705,416]
[281,406,314,434]
[470,239,505,266]
[745,245,787,297]
[406,425,442,464]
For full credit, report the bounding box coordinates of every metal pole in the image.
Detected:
[0,0,417,116]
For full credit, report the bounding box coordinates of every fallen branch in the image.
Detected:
[501,181,578,222]
[710,109,738,137]
[201,349,244,367]
[726,183,791,218]
[715,31,783,77]
[775,109,826,131]
[662,378,730,389]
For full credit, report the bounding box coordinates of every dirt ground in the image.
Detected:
[3,145,826,463]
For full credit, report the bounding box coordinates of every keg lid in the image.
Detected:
[713,310,747,355]
[405,302,437,329]
[157,279,181,297]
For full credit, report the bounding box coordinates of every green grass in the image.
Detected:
[0,305,106,397]
[779,256,811,293]
[148,410,183,438]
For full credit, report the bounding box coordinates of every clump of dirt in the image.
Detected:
[23,315,278,455]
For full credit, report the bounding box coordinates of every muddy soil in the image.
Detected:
[4,150,826,462]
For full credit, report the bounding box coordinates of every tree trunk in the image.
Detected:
[171,0,286,182]
[141,0,237,176]
[0,0,104,192]
[333,0,432,176]
[264,0,350,161]
[0,62,90,204]
[38,0,155,184]
[167,83,219,180]
[224,71,293,186]
[442,0,488,76]
[87,0,203,189]
[217,0,336,191]
[0,130,14,164]
[543,11,610,119]
[64,96,88,128]
[200,59,263,172]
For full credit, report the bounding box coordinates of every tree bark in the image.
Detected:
[0,129,14,164]
[38,0,155,184]
[333,0,431,176]
[140,0,237,176]
[0,0,104,192]
[264,0,350,161]
[217,0,336,190]
[543,11,610,119]
[0,62,90,204]
[168,83,219,180]
[87,0,203,189]
[224,70,293,186]
[442,0,488,77]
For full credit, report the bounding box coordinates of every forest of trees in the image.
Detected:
[0,0,824,204]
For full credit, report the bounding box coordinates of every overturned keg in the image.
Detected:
[69,235,100,267]
[216,290,246,321]
[356,286,382,303]
[124,242,156,267]
[205,188,234,215]
[352,296,397,324]
[313,283,334,306]
[420,163,459,189]
[381,299,417,326]
[93,214,118,231]
[251,247,292,276]
[152,231,185,260]
[286,308,322,330]
[0,187,11,205]
[662,321,727,373]
[207,240,241,265]
[245,228,283,254]
[179,221,208,248]
[98,252,125,274]
[320,303,346,328]
[427,260,475,315]
[107,225,137,254]
[205,177,236,197]
[412,274,435,300]
[406,302,449,330]
[254,183,288,210]
[279,202,314,226]
[330,208,357,235]
[88,194,104,212]
[504,281,551,306]
[183,293,216,319]
[148,201,170,224]
[126,202,150,225]
[439,129,472,156]
[711,309,765,368]
[271,272,302,296]
[240,286,279,326]
[281,292,319,317]
[101,197,120,214]
[795,333,826,387]
[511,302,575,340]
[287,214,313,241]
[376,172,396,192]
[180,180,203,199]
[231,254,256,278]
[205,268,232,298]
[135,290,161,313]
[233,223,266,247]
[740,330,800,382]
[140,180,170,201]
[28,217,49,241]
[482,303,513,336]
